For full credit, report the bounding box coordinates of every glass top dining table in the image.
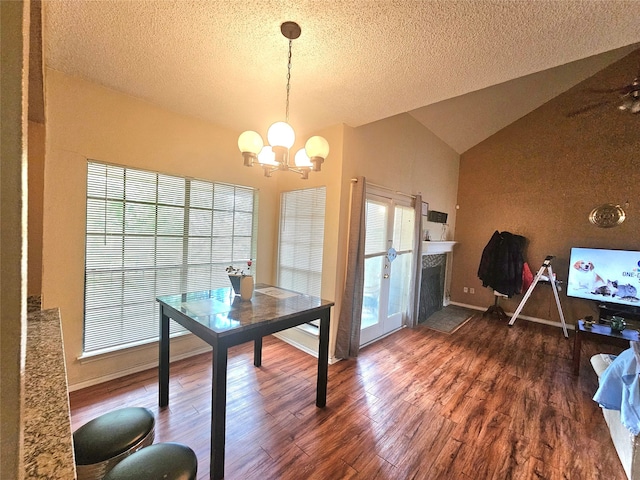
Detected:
[157,284,334,480]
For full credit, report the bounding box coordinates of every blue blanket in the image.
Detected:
[593,347,640,435]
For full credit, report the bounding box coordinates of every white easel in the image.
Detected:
[508,256,568,338]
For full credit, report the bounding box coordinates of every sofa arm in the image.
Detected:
[591,353,615,378]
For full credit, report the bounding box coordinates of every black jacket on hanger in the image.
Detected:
[478,230,527,297]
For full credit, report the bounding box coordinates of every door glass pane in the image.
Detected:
[361,192,417,346]
[361,256,383,329]
[365,200,388,255]
[388,253,411,316]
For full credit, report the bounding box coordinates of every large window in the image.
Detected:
[84,161,256,354]
[277,187,326,297]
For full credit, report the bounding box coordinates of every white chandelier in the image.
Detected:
[237,21,329,179]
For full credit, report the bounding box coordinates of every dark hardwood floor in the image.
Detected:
[70,313,628,479]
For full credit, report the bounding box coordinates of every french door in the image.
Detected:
[360,191,415,346]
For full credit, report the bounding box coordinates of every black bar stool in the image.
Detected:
[73,407,155,480]
[102,442,198,480]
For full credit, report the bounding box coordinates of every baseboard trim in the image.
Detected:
[448,301,575,331]
[68,346,212,392]
[359,325,405,349]
[272,331,341,365]
[69,328,344,392]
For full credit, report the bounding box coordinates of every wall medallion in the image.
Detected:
[588,203,626,228]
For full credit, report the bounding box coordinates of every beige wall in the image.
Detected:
[1,1,29,478]
[340,113,461,311]
[345,112,461,302]
[273,124,347,356]
[274,114,461,356]
[28,121,45,296]
[42,66,461,386]
[43,69,293,387]
[348,113,460,219]
[273,114,461,357]
[451,49,640,325]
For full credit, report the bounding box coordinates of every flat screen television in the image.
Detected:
[567,247,640,316]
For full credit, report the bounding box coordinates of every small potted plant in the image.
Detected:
[226,260,253,299]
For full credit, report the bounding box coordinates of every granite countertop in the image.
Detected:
[23,308,76,479]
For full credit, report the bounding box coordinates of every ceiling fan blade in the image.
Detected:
[586,85,633,94]
[618,96,640,114]
[566,100,612,117]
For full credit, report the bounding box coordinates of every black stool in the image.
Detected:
[73,407,155,480]
[103,442,198,480]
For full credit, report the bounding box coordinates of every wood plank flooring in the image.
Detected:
[69,314,628,479]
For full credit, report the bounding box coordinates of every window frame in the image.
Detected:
[82,160,257,356]
[276,186,327,297]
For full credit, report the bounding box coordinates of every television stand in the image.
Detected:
[573,319,639,375]
[598,302,640,324]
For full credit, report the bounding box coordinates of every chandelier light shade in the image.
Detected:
[238,21,329,179]
[305,136,330,171]
[258,146,277,165]
[238,131,264,166]
[294,148,312,167]
[267,121,295,149]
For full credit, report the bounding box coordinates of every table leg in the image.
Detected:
[254,337,262,367]
[211,342,228,480]
[159,307,170,407]
[573,325,581,376]
[316,309,330,408]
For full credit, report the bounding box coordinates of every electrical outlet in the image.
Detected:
[463,287,469,293]
[470,288,475,294]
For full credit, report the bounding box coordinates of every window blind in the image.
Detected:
[84,161,256,353]
[277,187,326,297]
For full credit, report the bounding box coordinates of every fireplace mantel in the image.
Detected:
[422,241,457,255]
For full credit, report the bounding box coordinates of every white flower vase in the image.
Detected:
[240,275,254,300]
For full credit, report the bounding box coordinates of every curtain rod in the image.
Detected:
[350,177,417,199]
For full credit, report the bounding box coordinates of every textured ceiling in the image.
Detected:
[43,1,640,152]
[410,45,639,153]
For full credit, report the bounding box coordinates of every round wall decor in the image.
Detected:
[588,203,626,228]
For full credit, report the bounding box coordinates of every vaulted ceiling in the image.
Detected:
[42,1,640,154]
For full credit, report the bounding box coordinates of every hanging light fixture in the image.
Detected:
[237,21,329,179]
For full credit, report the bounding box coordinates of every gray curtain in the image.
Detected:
[407,194,423,328]
[335,177,366,359]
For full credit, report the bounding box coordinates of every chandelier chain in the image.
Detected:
[237,21,327,179]
[285,38,292,123]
